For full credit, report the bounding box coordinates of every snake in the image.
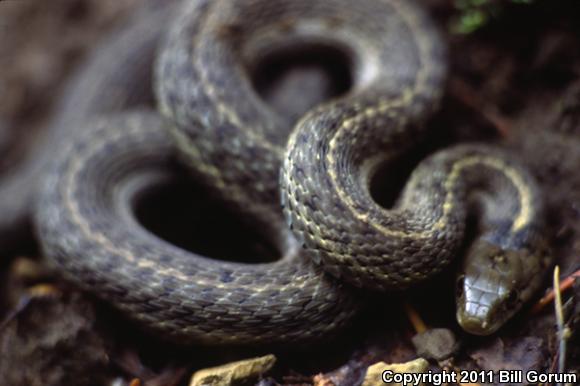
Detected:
[32,0,552,345]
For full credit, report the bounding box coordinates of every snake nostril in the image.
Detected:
[505,290,519,309]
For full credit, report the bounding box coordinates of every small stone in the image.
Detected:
[412,328,459,361]
[190,354,276,386]
[362,358,429,386]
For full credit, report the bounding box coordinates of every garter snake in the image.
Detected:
[34,0,551,344]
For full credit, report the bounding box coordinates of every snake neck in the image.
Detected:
[282,136,545,292]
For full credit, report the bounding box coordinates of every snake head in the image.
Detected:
[455,237,551,335]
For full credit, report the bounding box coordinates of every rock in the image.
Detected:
[411,328,459,361]
[362,358,429,386]
[190,354,276,386]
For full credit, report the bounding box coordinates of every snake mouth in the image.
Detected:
[456,312,498,336]
[132,169,282,264]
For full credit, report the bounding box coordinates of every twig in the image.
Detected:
[449,78,514,137]
[531,269,580,314]
[404,303,427,334]
[0,284,59,332]
[553,266,566,386]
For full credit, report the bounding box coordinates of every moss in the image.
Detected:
[450,0,535,34]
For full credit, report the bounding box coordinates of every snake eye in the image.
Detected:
[506,290,519,309]
[455,275,465,298]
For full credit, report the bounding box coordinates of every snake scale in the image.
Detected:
[30,0,552,344]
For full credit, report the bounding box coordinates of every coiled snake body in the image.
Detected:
[34,0,551,344]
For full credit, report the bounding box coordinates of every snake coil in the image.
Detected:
[34,0,551,344]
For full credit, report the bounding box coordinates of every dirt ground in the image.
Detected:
[0,0,579,385]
